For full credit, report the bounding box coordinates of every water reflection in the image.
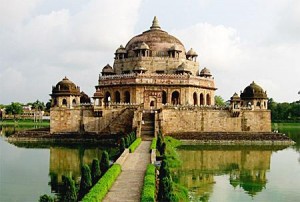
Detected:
[174,145,288,200]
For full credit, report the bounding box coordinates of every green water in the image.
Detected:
[0,126,118,202]
[174,123,300,202]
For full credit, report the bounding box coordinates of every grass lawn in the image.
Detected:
[0,119,50,126]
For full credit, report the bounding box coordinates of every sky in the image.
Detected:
[0,0,299,104]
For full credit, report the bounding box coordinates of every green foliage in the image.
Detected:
[100,151,110,174]
[91,159,101,185]
[61,175,77,202]
[268,98,300,122]
[141,164,156,202]
[82,164,121,202]
[150,138,157,151]
[120,138,125,152]
[31,100,45,111]
[39,194,54,202]
[79,164,92,199]
[124,136,130,148]
[157,133,164,151]
[215,95,226,106]
[173,183,189,202]
[5,102,23,119]
[128,137,142,153]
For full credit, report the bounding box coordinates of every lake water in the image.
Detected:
[1,124,300,202]
[173,123,300,202]
[0,126,118,202]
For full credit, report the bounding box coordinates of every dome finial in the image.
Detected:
[150,16,161,30]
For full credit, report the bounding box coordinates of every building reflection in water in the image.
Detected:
[173,145,288,200]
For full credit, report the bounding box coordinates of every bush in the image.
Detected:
[61,175,77,202]
[39,194,54,202]
[141,164,156,202]
[150,138,157,151]
[82,164,121,202]
[128,137,142,153]
[79,164,92,199]
[100,151,110,174]
[124,136,130,148]
[91,159,101,185]
[119,138,125,153]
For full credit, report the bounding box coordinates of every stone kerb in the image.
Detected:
[115,149,130,167]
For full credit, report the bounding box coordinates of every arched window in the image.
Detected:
[72,99,76,106]
[150,100,155,107]
[162,91,167,104]
[200,93,204,105]
[105,91,111,102]
[193,92,198,105]
[115,91,120,103]
[206,94,211,105]
[171,91,180,105]
[256,101,261,107]
[62,99,67,106]
[124,91,130,103]
[53,98,58,107]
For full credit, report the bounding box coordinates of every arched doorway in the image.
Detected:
[193,92,198,105]
[150,100,155,108]
[62,99,67,106]
[200,93,204,105]
[162,91,167,104]
[124,91,130,103]
[206,94,211,105]
[72,99,76,106]
[171,91,180,105]
[115,91,120,103]
[53,98,58,107]
[105,91,111,102]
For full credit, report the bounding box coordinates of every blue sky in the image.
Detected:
[0,0,299,104]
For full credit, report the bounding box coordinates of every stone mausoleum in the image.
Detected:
[50,17,271,136]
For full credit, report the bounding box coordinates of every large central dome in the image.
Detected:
[125,17,186,58]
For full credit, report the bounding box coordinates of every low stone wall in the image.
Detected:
[160,108,271,133]
[115,149,129,167]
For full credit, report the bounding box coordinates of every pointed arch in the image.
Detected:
[124,91,130,103]
[193,92,198,105]
[171,91,180,105]
[206,94,211,105]
[162,91,167,104]
[115,91,120,103]
[200,93,204,105]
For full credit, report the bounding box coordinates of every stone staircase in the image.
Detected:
[141,112,154,140]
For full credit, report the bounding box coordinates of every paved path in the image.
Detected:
[103,141,151,202]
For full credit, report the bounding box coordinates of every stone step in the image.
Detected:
[142,125,154,130]
[141,131,154,135]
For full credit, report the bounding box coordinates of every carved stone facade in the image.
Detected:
[50,17,271,135]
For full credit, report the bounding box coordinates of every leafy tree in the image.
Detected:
[46,100,52,112]
[39,194,54,202]
[119,138,125,153]
[31,100,45,111]
[79,164,92,199]
[61,175,77,202]
[91,159,101,185]
[100,151,110,174]
[215,95,226,106]
[5,102,23,120]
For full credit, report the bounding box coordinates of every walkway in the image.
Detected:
[103,141,151,202]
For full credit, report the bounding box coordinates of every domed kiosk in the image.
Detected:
[50,77,81,108]
[240,81,268,109]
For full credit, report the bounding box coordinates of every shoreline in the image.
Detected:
[6,129,295,146]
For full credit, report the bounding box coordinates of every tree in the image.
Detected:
[79,164,92,199]
[5,102,23,120]
[91,159,101,185]
[100,151,110,174]
[39,194,54,202]
[31,100,45,111]
[61,175,77,202]
[215,95,226,106]
[119,138,126,153]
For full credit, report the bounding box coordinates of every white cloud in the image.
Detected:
[0,0,141,104]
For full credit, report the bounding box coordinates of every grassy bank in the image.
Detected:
[0,119,50,126]
[272,122,300,129]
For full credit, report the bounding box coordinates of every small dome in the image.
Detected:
[169,44,182,52]
[93,90,104,98]
[135,42,150,50]
[115,45,127,54]
[186,48,198,56]
[240,81,267,99]
[80,91,91,104]
[176,62,191,74]
[199,67,212,77]
[101,64,115,75]
[52,77,80,96]
[231,92,240,101]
